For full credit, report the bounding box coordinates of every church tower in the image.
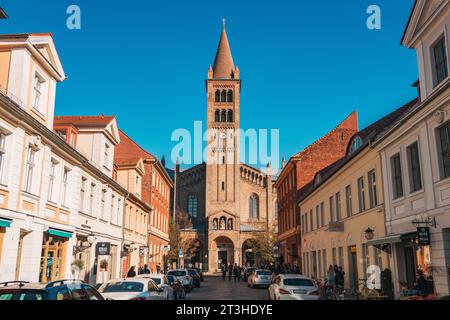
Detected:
[205,20,241,217]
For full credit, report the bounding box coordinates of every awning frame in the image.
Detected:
[0,217,12,228]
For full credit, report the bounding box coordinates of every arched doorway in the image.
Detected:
[242,239,259,267]
[213,236,234,270]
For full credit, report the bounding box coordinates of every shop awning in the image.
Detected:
[48,228,73,239]
[366,234,402,254]
[0,217,12,228]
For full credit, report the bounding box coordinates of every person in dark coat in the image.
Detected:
[142,264,150,274]
[221,264,227,280]
[127,266,136,278]
[414,270,428,296]
[228,264,233,281]
[233,264,240,282]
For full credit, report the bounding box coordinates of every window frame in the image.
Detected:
[431,34,449,87]
[368,169,378,208]
[406,142,423,193]
[391,153,404,200]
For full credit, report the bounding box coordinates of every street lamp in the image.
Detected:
[364,228,375,241]
[73,232,96,255]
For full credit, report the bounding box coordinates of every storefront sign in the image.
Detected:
[139,246,145,257]
[96,242,111,256]
[417,227,431,246]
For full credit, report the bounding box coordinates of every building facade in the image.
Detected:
[298,101,418,289]
[372,0,450,298]
[175,22,278,272]
[276,113,358,268]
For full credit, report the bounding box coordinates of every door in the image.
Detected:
[348,246,358,288]
[218,250,227,269]
[404,246,416,289]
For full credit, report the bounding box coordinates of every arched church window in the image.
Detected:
[227,110,233,122]
[221,110,227,122]
[187,194,198,218]
[227,90,233,103]
[249,194,259,220]
[221,90,227,102]
[215,90,221,102]
[215,110,220,122]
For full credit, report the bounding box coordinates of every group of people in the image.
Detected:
[221,263,243,282]
[126,264,160,278]
[325,265,345,290]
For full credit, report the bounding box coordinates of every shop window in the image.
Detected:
[39,233,67,283]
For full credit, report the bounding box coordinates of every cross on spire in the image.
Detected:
[222,18,226,28]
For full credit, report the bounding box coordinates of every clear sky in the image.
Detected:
[1,0,418,172]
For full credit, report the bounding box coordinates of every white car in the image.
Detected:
[136,274,174,300]
[98,278,166,300]
[167,269,194,292]
[248,270,273,288]
[268,274,320,300]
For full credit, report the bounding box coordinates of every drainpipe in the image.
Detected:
[121,191,130,278]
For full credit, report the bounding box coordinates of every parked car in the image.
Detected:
[188,269,201,288]
[268,274,320,300]
[242,267,256,281]
[136,274,174,300]
[167,269,194,292]
[166,275,186,300]
[0,280,104,301]
[248,269,272,288]
[98,278,166,300]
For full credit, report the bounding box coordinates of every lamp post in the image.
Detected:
[73,232,96,255]
[364,228,375,241]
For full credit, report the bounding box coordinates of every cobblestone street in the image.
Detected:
[185,276,268,300]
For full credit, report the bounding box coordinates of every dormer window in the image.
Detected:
[349,136,363,155]
[432,35,448,87]
[314,173,322,186]
[32,73,46,115]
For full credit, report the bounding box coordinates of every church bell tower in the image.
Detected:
[205,19,241,216]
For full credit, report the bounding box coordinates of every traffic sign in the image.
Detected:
[178,249,184,258]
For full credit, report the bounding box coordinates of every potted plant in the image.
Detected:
[71,259,85,280]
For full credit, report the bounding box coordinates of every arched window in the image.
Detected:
[215,90,221,102]
[227,90,233,102]
[187,194,198,218]
[349,136,363,155]
[221,90,227,102]
[249,194,259,220]
[215,110,220,122]
[227,110,233,122]
[221,110,227,122]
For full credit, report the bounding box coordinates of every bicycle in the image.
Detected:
[317,278,336,300]
[347,278,380,300]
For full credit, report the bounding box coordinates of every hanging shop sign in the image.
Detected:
[96,242,111,256]
[417,227,431,246]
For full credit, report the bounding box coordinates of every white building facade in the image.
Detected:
[373,0,450,298]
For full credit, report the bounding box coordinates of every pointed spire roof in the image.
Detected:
[213,19,235,79]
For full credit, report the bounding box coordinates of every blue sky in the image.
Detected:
[1,0,417,171]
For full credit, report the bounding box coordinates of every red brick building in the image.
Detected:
[275,112,358,268]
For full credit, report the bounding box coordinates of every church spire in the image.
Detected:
[213,18,235,79]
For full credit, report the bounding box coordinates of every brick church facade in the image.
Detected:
[175,22,278,272]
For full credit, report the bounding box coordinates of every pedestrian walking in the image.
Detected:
[228,263,233,281]
[222,264,227,281]
[233,264,239,282]
[127,266,136,278]
[142,264,150,274]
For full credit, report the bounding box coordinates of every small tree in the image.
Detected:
[248,226,278,267]
[167,218,182,264]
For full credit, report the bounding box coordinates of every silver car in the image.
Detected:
[248,269,273,288]
[268,274,320,300]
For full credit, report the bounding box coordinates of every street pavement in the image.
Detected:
[185,276,268,300]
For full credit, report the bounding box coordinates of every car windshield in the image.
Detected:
[0,291,46,301]
[256,271,272,276]
[151,278,161,285]
[283,279,315,287]
[168,271,187,277]
[101,282,144,293]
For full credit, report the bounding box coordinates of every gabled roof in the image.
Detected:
[401,0,449,46]
[297,97,420,204]
[54,115,116,127]
[0,7,7,19]
[54,115,120,145]
[0,33,65,81]
[213,21,235,79]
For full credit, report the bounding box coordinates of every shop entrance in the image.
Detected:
[348,245,358,288]
[39,233,67,283]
